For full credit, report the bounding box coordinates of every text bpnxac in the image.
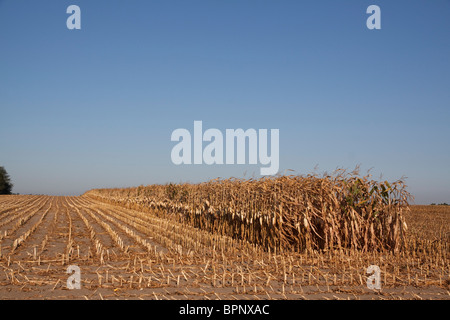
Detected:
[171,121,279,175]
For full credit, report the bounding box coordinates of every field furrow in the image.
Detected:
[0,195,447,300]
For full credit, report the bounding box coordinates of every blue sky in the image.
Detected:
[0,0,449,204]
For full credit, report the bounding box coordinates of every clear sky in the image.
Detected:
[0,0,449,204]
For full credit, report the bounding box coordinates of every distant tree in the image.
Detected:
[0,166,13,195]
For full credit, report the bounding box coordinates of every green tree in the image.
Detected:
[0,166,13,195]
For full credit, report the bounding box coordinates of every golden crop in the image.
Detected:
[85,170,411,253]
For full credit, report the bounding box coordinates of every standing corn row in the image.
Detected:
[85,170,411,253]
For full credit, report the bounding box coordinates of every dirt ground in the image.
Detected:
[0,195,448,300]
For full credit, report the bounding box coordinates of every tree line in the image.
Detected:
[0,166,13,195]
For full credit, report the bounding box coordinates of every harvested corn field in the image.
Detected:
[0,177,448,300]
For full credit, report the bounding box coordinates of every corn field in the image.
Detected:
[0,188,447,299]
[85,170,411,253]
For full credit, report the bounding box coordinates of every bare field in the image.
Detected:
[0,195,448,300]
